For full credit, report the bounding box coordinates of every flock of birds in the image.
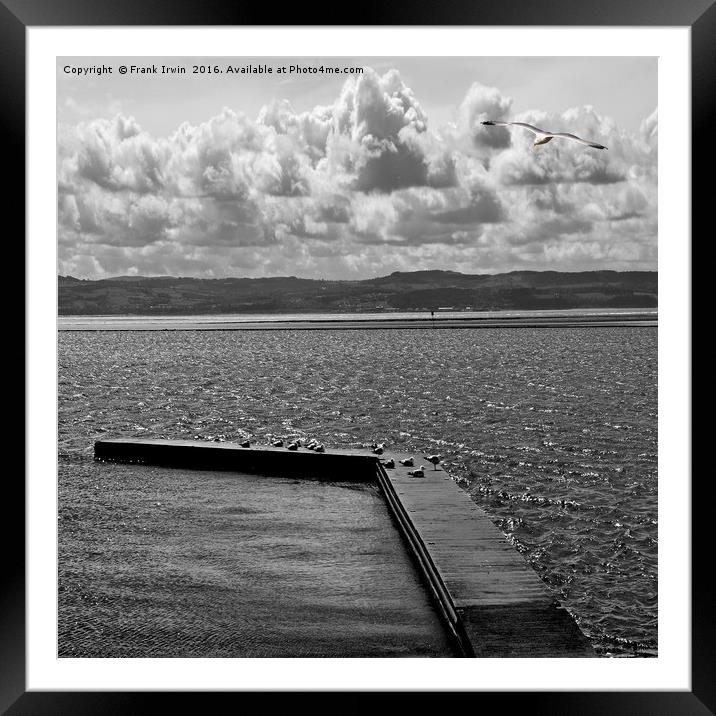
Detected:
[241,437,326,452]
[237,437,441,478]
[370,443,442,478]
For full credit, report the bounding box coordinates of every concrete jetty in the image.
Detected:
[94,438,596,657]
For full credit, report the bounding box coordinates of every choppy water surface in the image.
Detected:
[59,327,657,656]
[58,465,455,657]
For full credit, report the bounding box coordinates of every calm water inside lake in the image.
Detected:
[58,326,657,656]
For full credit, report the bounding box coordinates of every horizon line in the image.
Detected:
[59,267,659,282]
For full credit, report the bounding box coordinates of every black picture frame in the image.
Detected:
[7,0,702,712]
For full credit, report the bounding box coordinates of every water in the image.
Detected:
[58,326,657,656]
[58,464,455,657]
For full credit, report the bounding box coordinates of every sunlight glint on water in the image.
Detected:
[58,326,657,656]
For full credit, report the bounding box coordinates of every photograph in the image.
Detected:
[8,5,701,706]
[56,55,659,660]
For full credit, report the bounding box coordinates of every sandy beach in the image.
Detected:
[58,310,657,331]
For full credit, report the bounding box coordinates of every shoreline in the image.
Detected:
[59,311,657,331]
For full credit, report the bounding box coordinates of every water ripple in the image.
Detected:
[59,327,657,656]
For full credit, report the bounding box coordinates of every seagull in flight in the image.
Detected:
[481,120,607,150]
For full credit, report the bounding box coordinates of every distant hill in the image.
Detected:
[58,270,657,315]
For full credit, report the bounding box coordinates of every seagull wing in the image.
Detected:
[506,122,550,136]
[482,120,549,136]
[549,132,607,149]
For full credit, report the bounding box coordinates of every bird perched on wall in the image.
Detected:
[407,466,426,478]
[424,454,441,470]
[399,457,414,467]
[240,439,251,448]
[315,444,325,453]
[481,120,607,149]
[272,439,283,447]
[383,458,395,469]
[287,442,299,451]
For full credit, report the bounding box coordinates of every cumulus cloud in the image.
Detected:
[456,82,513,149]
[57,69,657,279]
[489,106,633,186]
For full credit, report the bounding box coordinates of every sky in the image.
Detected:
[57,57,657,280]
